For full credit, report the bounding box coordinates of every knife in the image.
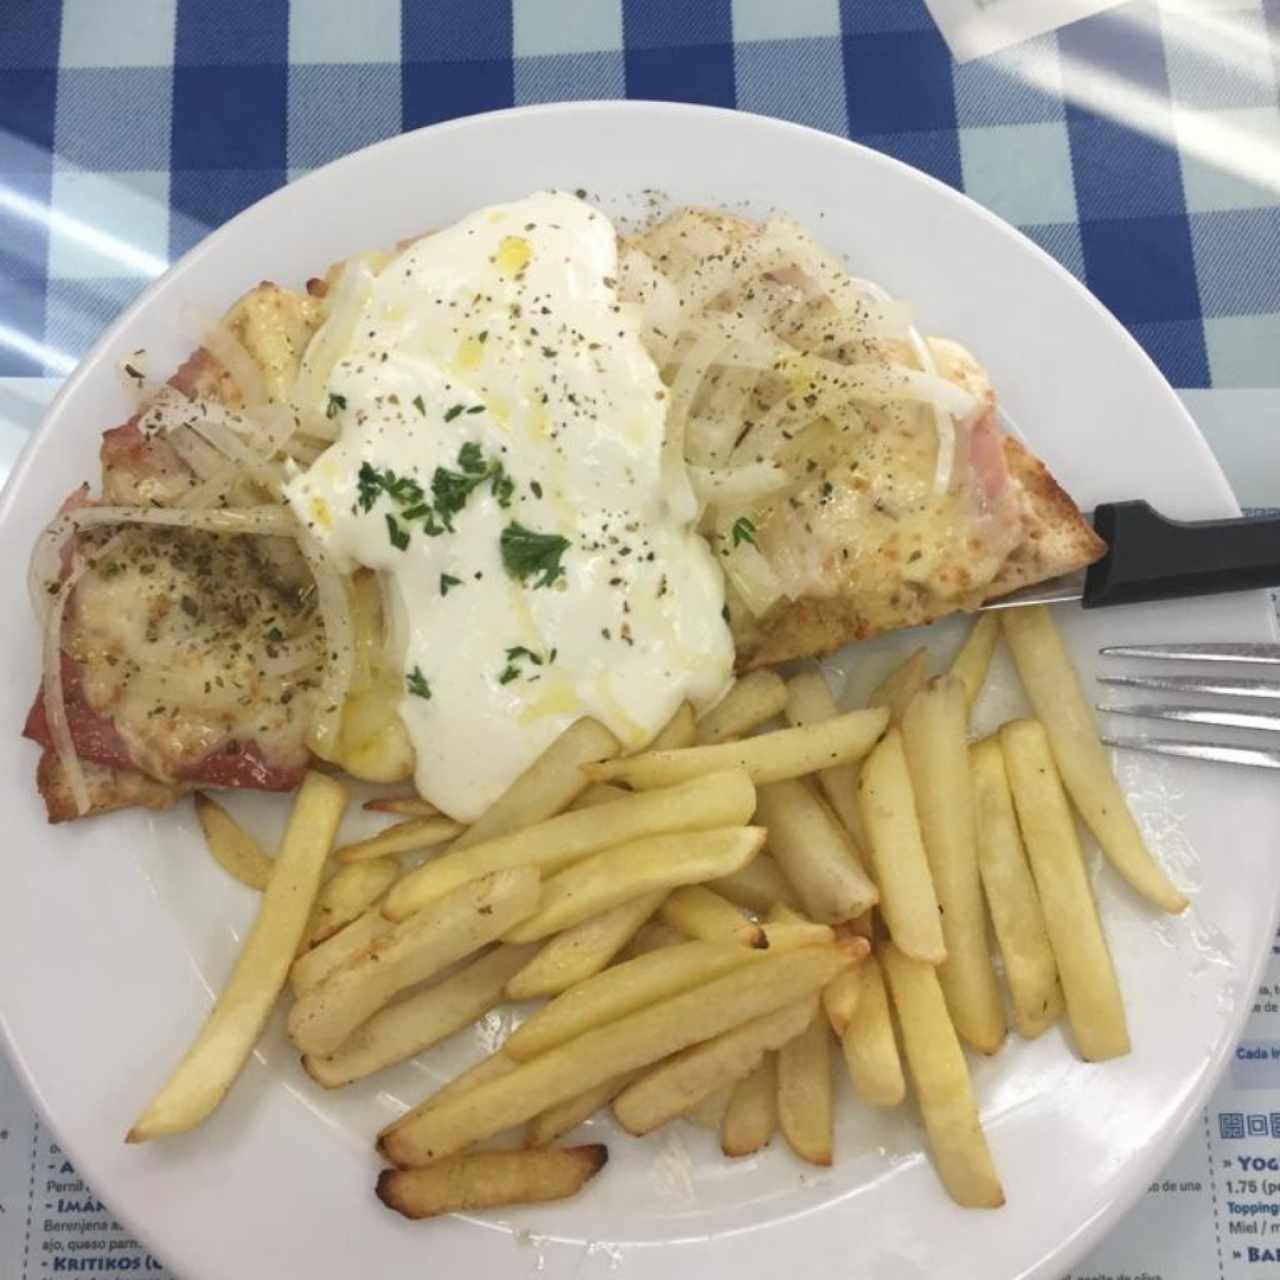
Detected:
[983,500,1280,610]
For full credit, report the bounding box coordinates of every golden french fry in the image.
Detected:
[422,1052,519,1112]
[881,942,1004,1208]
[503,827,765,943]
[712,853,801,915]
[721,1055,778,1157]
[504,891,666,999]
[970,738,1065,1039]
[761,921,839,951]
[696,671,788,744]
[526,1071,642,1148]
[782,671,869,854]
[334,816,463,864]
[194,793,272,891]
[755,779,878,924]
[857,729,945,964]
[1000,720,1129,1061]
[614,996,819,1136]
[839,955,904,1107]
[618,921,687,959]
[302,944,537,1088]
[569,782,630,810]
[901,677,1005,1054]
[454,718,622,851]
[506,939,764,1062]
[129,773,348,1140]
[302,858,400,951]
[288,868,540,1057]
[376,1146,608,1219]
[1001,606,1186,913]
[868,648,929,726]
[684,1081,736,1129]
[950,614,999,712]
[583,708,889,791]
[777,1005,833,1166]
[822,966,862,1038]
[649,701,696,750]
[364,795,439,818]
[384,770,755,921]
[290,905,391,997]
[380,944,857,1166]
[660,885,765,947]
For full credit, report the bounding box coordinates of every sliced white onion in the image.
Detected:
[689,460,790,509]
[296,526,354,760]
[725,540,786,618]
[41,553,91,817]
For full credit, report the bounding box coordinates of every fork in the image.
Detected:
[1096,642,1280,769]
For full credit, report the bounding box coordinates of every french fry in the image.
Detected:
[970,738,1065,1039]
[194,793,273,891]
[822,966,862,1038]
[868,647,929,726]
[569,782,630,810]
[384,770,755,921]
[288,868,540,1057]
[376,1146,608,1219]
[302,858,400,951]
[777,1005,833,1166]
[712,853,800,915]
[721,1055,778,1157]
[659,885,765,947]
[755,779,878,924]
[454,718,622,851]
[334,816,464,864]
[1001,606,1187,913]
[583,708,889,791]
[380,944,857,1166]
[302,944,538,1088]
[526,1071,642,1148]
[504,891,666,999]
[614,996,819,1135]
[505,939,765,1062]
[422,1052,518,1112]
[782,671,870,854]
[290,905,391,997]
[839,955,904,1107]
[1000,720,1129,1061]
[881,942,1004,1208]
[502,827,765,943]
[128,773,348,1140]
[950,614,999,712]
[364,795,439,818]
[901,677,1005,1054]
[857,729,945,964]
[761,921,839,951]
[684,1081,736,1129]
[619,921,687,959]
[696,671,788,743]
[649,701,696,750]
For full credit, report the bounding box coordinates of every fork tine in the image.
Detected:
[1097,703,1280,734]
[1100,643,1280,664]
[1103,736,1280,769]
[1098,673,1280,700]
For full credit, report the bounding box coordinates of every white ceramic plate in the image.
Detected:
[1,102,1276,1280]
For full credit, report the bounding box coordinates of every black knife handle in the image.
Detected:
[1082,501,1280,609]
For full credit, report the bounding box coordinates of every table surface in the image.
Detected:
[0,2,1278,1277]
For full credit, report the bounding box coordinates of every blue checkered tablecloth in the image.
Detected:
[2,0,1279,395]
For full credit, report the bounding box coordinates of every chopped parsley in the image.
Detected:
[500,522,571,590]
[326,391,347,419]
[412,394,426,416]
[444,404,466,422]
[498,645,548,686]
[359,445,512,546]
[731,516,757,547]
[506,645,544,666]
[440,573,462,596]
[498,665,520,685]
[385,514,410,551]
[406,666,432,699]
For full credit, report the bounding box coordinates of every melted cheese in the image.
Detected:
[286,193,733,821]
